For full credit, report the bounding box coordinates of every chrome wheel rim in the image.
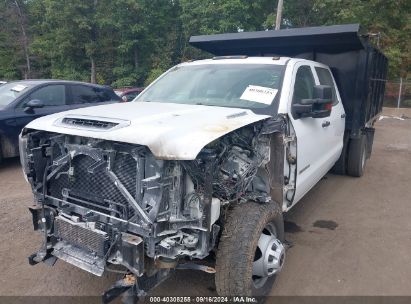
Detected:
[252,223,285,289]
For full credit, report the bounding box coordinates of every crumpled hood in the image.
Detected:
[25,102,270,160]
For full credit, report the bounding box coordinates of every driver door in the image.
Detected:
[288,63,337,203]
[12,84,70,148]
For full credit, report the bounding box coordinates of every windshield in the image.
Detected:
[135,64,285,109]
[0,82,33,107]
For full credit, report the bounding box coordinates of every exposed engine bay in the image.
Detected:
[19,115,289,297]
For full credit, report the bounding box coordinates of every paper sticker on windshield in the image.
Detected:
[11,84,28,92]
[240,85,278,105]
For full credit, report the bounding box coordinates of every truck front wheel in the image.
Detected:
[215,201,285,296]
[347,134,367,177]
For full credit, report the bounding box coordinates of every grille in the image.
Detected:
[54,217,109,256]
[49,153,137,220]
[62,117,119,129]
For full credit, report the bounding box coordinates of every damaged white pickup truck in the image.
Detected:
[19,24,387,301]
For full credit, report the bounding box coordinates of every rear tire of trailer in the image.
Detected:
[215,201,285,297]
[347,134,367,177]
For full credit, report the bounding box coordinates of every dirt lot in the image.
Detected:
[0,108,410,298]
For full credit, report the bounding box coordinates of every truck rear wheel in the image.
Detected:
[215,201,285,296]
[347,134,367,177]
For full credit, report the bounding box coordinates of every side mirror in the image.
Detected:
[24,99,44,113]
[292,85,333,119]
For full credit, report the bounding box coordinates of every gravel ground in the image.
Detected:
[0,107,410,299]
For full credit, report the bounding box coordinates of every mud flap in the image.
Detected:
[365,127,375,158]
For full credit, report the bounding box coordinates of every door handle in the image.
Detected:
[322,121,331,128]
[341,113,346,118]
[5,119,17,126]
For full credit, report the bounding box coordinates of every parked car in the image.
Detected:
[114,87,144,102]
[0,81,7,86]
[19,24,387,301]
[0,80,121,164]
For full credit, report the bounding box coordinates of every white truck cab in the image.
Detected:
[280,58,346,207]
[139,56,346,211]
[19,24,387,301]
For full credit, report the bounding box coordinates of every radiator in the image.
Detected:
[54,216,109,256]
[49,152,138,220]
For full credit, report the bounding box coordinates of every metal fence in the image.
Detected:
[384,79,411,108]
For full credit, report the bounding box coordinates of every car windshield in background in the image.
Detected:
[135,64,285,109]
[0,82,33,107]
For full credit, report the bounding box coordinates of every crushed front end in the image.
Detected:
[19,116,283,299]
[21,130,220,272]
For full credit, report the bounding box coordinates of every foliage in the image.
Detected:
[0,0,409,85]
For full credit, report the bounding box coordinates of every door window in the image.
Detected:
[70,85,100,104]
[292,66,315,104]
[70,85,119,104]
[124,92,139,101]
[97,88,120,102]
[26,85,66,106]
[315,67,338,105]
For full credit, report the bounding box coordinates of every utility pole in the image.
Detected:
[275,0,284,30]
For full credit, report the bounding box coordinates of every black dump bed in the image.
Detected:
[190,24,388,135]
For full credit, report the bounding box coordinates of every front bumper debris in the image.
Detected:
[28,209,145,277]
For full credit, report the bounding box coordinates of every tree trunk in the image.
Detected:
[134,48,139,70]
[90,57,96,83]
[14,0,30,78]
[89,0,98,84]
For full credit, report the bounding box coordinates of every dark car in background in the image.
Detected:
[0,80,121,163]
[114,87,144,102]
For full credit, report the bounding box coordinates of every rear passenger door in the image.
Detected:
[313,66,345,150]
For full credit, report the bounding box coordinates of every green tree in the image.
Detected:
[1,0,409,83]
[0,0,31,79]
[178,0,276,60]
[110,0,180,87]
[278,0,411,78]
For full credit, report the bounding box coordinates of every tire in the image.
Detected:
[215,201,285,297]
[347,134,367,177]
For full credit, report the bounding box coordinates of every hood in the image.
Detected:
[25,102,270,160]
